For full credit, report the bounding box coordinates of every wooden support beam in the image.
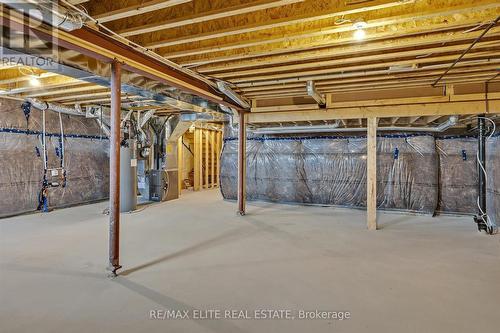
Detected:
[424,115,443,124]
[367,117,377,231]
[238,111,246,215]
[204,130,209,189]
[408,116,421,124]
[193,128,201,191]
[211,130,215,188]
[0,10,239,109]
[94,0,191,23]
[178,136,183,195]
[108,61,122,276]
[216,131,222,187]
[245,99,500,123]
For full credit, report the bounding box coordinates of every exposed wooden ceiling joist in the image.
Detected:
[159,0,498,62]
[232,51,499,86]
[118,0,307,37]
[239,64,500,93]
[151,0,497,52]
[193,28,500,72]
[212,40,500,79]
[94,0,192,23]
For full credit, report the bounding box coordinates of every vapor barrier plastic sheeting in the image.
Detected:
[487,135,500,226]
[436,137,479,214]
[0,98,109,217]
[0,132,109,217]
[221,134,439,214]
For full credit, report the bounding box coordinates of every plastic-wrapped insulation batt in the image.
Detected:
[220,129,438,214]
[486,135,500,226]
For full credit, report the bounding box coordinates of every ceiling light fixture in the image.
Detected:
[353,19,367,41]
[29,76,40,86]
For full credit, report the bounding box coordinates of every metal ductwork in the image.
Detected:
[27,98,85,117]
[216,81,250,109]
[253,121,341,135]
[251,116,459,134]
[1,0,85,31]
[166,115,194,143]
[306,81,326,106]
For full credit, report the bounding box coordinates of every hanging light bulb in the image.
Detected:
[29,77,41,86]
[353,19,368,41]
[354,29,366,41]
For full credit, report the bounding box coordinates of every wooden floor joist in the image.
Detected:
[164,3,499,61]
[193,29,500,72]
[2,0,499,132]
[120,0,306,38]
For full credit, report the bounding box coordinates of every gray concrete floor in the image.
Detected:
[1,189,500,333]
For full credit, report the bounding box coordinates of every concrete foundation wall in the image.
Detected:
[0,98,109,217]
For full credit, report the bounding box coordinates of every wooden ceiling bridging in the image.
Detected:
[2,0,499,127]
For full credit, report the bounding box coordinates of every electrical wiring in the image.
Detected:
[475,116,497,234]
[463,21,491,34]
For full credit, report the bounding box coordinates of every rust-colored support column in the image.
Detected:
[237,111,246,215]
[367,116,377,230]
[108,60,122,276]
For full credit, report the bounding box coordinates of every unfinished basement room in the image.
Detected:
[0,1,499,332]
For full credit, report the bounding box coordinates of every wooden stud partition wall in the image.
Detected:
[191,127,223,191]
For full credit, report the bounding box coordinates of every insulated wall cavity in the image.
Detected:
[436,137,478,214]
[220,134,438,214]
[0,99,109,217]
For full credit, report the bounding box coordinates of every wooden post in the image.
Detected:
[216,131,221,187]
[367,116,377,230]
[108,60,122,276]
[237,111,246,215]
[204,130,209,189]
[210,130,215,188]
[194,129,201,191]
[178,136,183,195]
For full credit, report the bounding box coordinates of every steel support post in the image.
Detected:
[108,60,122,276]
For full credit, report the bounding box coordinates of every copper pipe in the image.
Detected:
[108,61,122,276]
[237,111,246,215]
